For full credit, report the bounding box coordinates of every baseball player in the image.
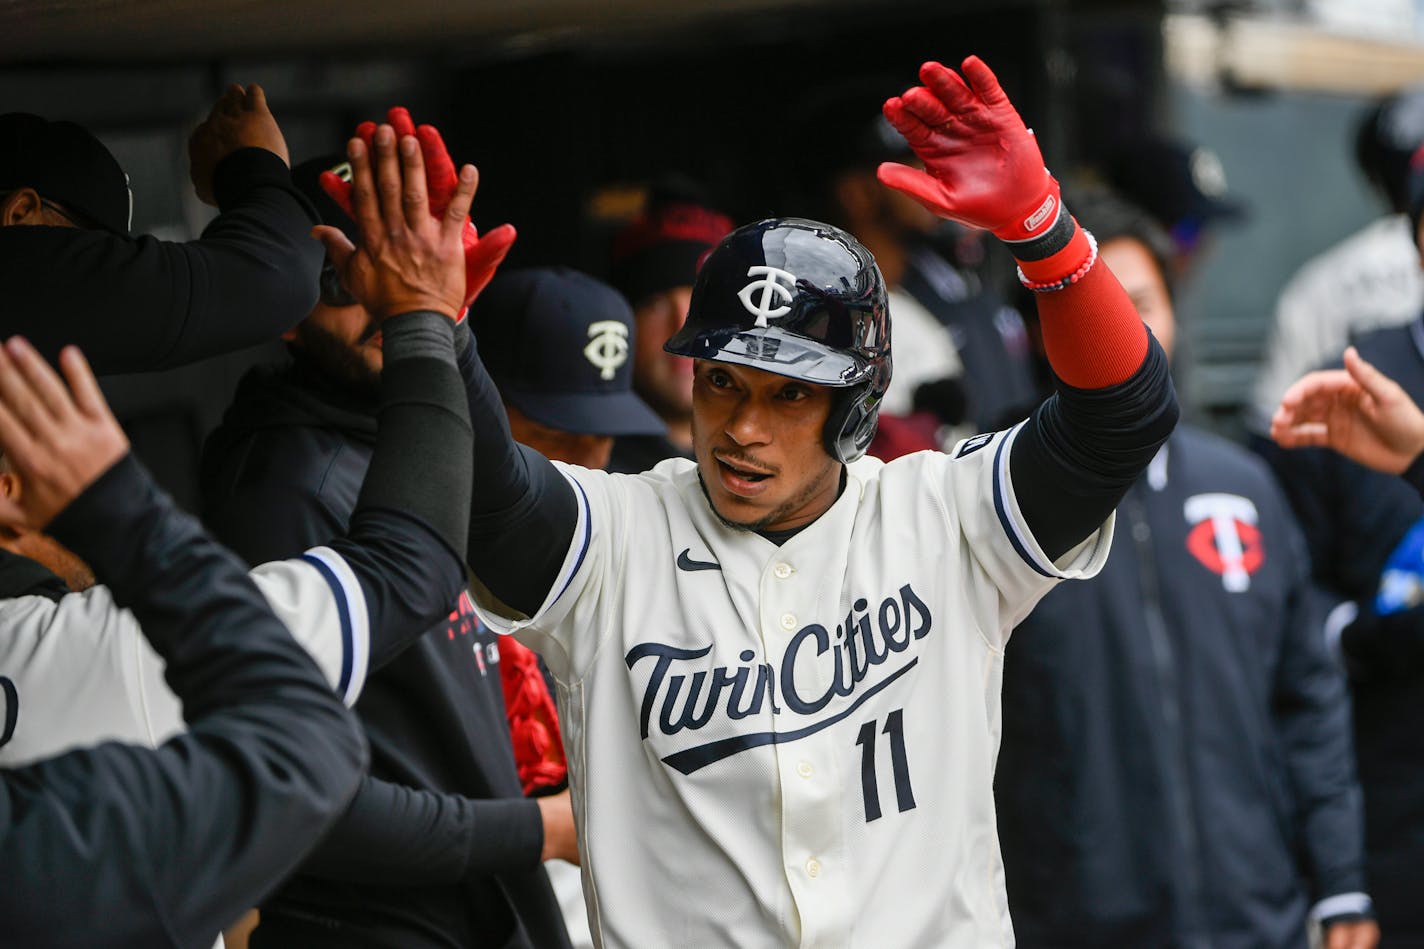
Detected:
[1,86,328,373]
[0,336,368,949]
[0,136,476,947]
[0,301,472,768]
[351,55,1178,946]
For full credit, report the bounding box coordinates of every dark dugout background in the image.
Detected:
[0,0,1165,509]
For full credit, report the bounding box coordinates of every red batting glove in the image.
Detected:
[878,56,1061,244]
[320,107,459,219]
[462,222,517,314]
[318,107,517,318]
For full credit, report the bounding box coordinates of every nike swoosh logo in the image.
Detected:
[677,548,721,572]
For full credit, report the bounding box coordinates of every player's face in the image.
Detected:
[1099,236,1175,361]
[506,404,615,471]
[691,360,840,532]
[289,295,384,395]
[633,286,696,421]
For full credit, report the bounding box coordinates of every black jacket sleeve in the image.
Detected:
[0,147,322,373]
[0,454,367,949]
[323,311,474,671]
[297,774,544,885]
[457,325,579,617]
[1010,337,1179,562]
[1273,547,1369,901]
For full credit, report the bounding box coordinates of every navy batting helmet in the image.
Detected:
[664,217,891,463]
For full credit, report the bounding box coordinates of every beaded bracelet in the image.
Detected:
[1017,230,1098,293]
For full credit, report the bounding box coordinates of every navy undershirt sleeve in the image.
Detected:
[456,324,579,617]
[327,312,474,669]
[1010,334,1178,562]
[297,776,544,884]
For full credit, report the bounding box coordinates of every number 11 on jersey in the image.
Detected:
[855,708,916,822]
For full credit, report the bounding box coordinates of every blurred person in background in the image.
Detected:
[0,85,323,371]
[818,109,966,454]
[997,190,1376,949]
[202,140,574,948]
[821,101,1038,435]
[607,180,733,474]
[1261,156,1424,946]
[1105,135,1247,279]
[1250,87,1424,436]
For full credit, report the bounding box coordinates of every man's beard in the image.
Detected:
[292,321,382,401]
[695,459,839,534]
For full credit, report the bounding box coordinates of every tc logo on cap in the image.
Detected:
[584,320,629,380]
[738,266,798,327]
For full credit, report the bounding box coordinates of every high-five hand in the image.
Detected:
[1272,345,1424,475]
[318,108,517,314]
[314,125,476,323]
[0,339,129,529]
[188,83,290,207]
[878,56,1060,244]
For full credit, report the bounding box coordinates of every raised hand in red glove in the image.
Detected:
[318,107,516,317]
[878,56,1060,245]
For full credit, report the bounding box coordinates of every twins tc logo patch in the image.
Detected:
[738,266,798,327]
[584,320,630,380]
[1183,493,1264,593]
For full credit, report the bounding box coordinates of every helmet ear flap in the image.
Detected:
[824,386,879,464]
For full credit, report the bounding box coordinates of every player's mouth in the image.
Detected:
[713,451,775,497]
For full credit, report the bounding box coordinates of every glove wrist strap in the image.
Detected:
[1016,219,1097,292]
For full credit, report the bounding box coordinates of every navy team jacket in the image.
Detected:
[997,424,1365,949]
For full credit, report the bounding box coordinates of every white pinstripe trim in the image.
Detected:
[1322,600,1358,668]
[303,546,370,706]
[546,469,592,611]
[994,422,1062,577]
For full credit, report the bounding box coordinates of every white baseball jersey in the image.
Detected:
[0,546,369,768]
[472,425,1114,948]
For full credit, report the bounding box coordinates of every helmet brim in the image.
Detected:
[665,326,870,387]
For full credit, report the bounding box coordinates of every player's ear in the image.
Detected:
[0,469,25,542]
[0,188,45,227]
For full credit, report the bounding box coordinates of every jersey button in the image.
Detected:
[780,612,797,630]
[806,858,821,879]
[773,562,793,579]
[796,761,813,779]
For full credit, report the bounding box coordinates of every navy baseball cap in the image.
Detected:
[470,267,665,437]
[0,112,131,234]
[1107,138,1247,232]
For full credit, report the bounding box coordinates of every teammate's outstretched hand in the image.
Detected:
[189,83,289,206]
[1271,346,1424,475]
[0,338,128,529]
[318,107,517,317]
[878,56,1059,244]
[314,124,476,322]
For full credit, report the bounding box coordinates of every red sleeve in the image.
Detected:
[1018,223,1148,390]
